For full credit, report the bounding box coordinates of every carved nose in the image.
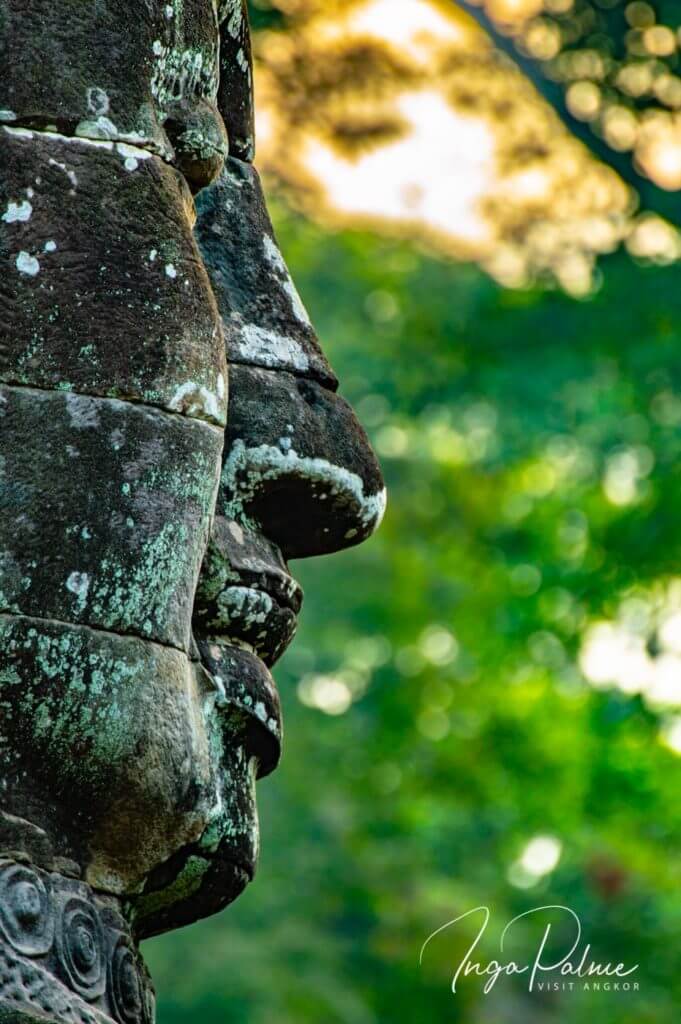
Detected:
[195,157,386,560]
[221,363,385,559]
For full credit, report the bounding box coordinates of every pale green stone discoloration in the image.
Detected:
[134,854,211,919]
[88,523,191,643]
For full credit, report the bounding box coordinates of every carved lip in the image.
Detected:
[195,518,303,665]
[241,566,303,615]
[197,638,282,778]
[214,574,301,667]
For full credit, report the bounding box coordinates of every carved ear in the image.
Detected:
[218,0,256,162]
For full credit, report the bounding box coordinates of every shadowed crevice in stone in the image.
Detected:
[0,378,226,435]
[0,121,175,164]
[0,612,191,659]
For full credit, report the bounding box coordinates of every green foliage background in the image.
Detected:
[145,198,681,1021]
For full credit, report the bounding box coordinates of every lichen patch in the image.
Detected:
[236,324,311,374]
[15,251,39,276]
[2,200,32,223]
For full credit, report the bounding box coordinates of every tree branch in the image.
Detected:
[455,1,681,226]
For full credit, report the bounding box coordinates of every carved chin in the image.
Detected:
[0,619,271,934]
[132,844,253,940]
[129,645,280,938]
[131,743,261,939]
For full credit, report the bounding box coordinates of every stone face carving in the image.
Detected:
[0,2,385,1020]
